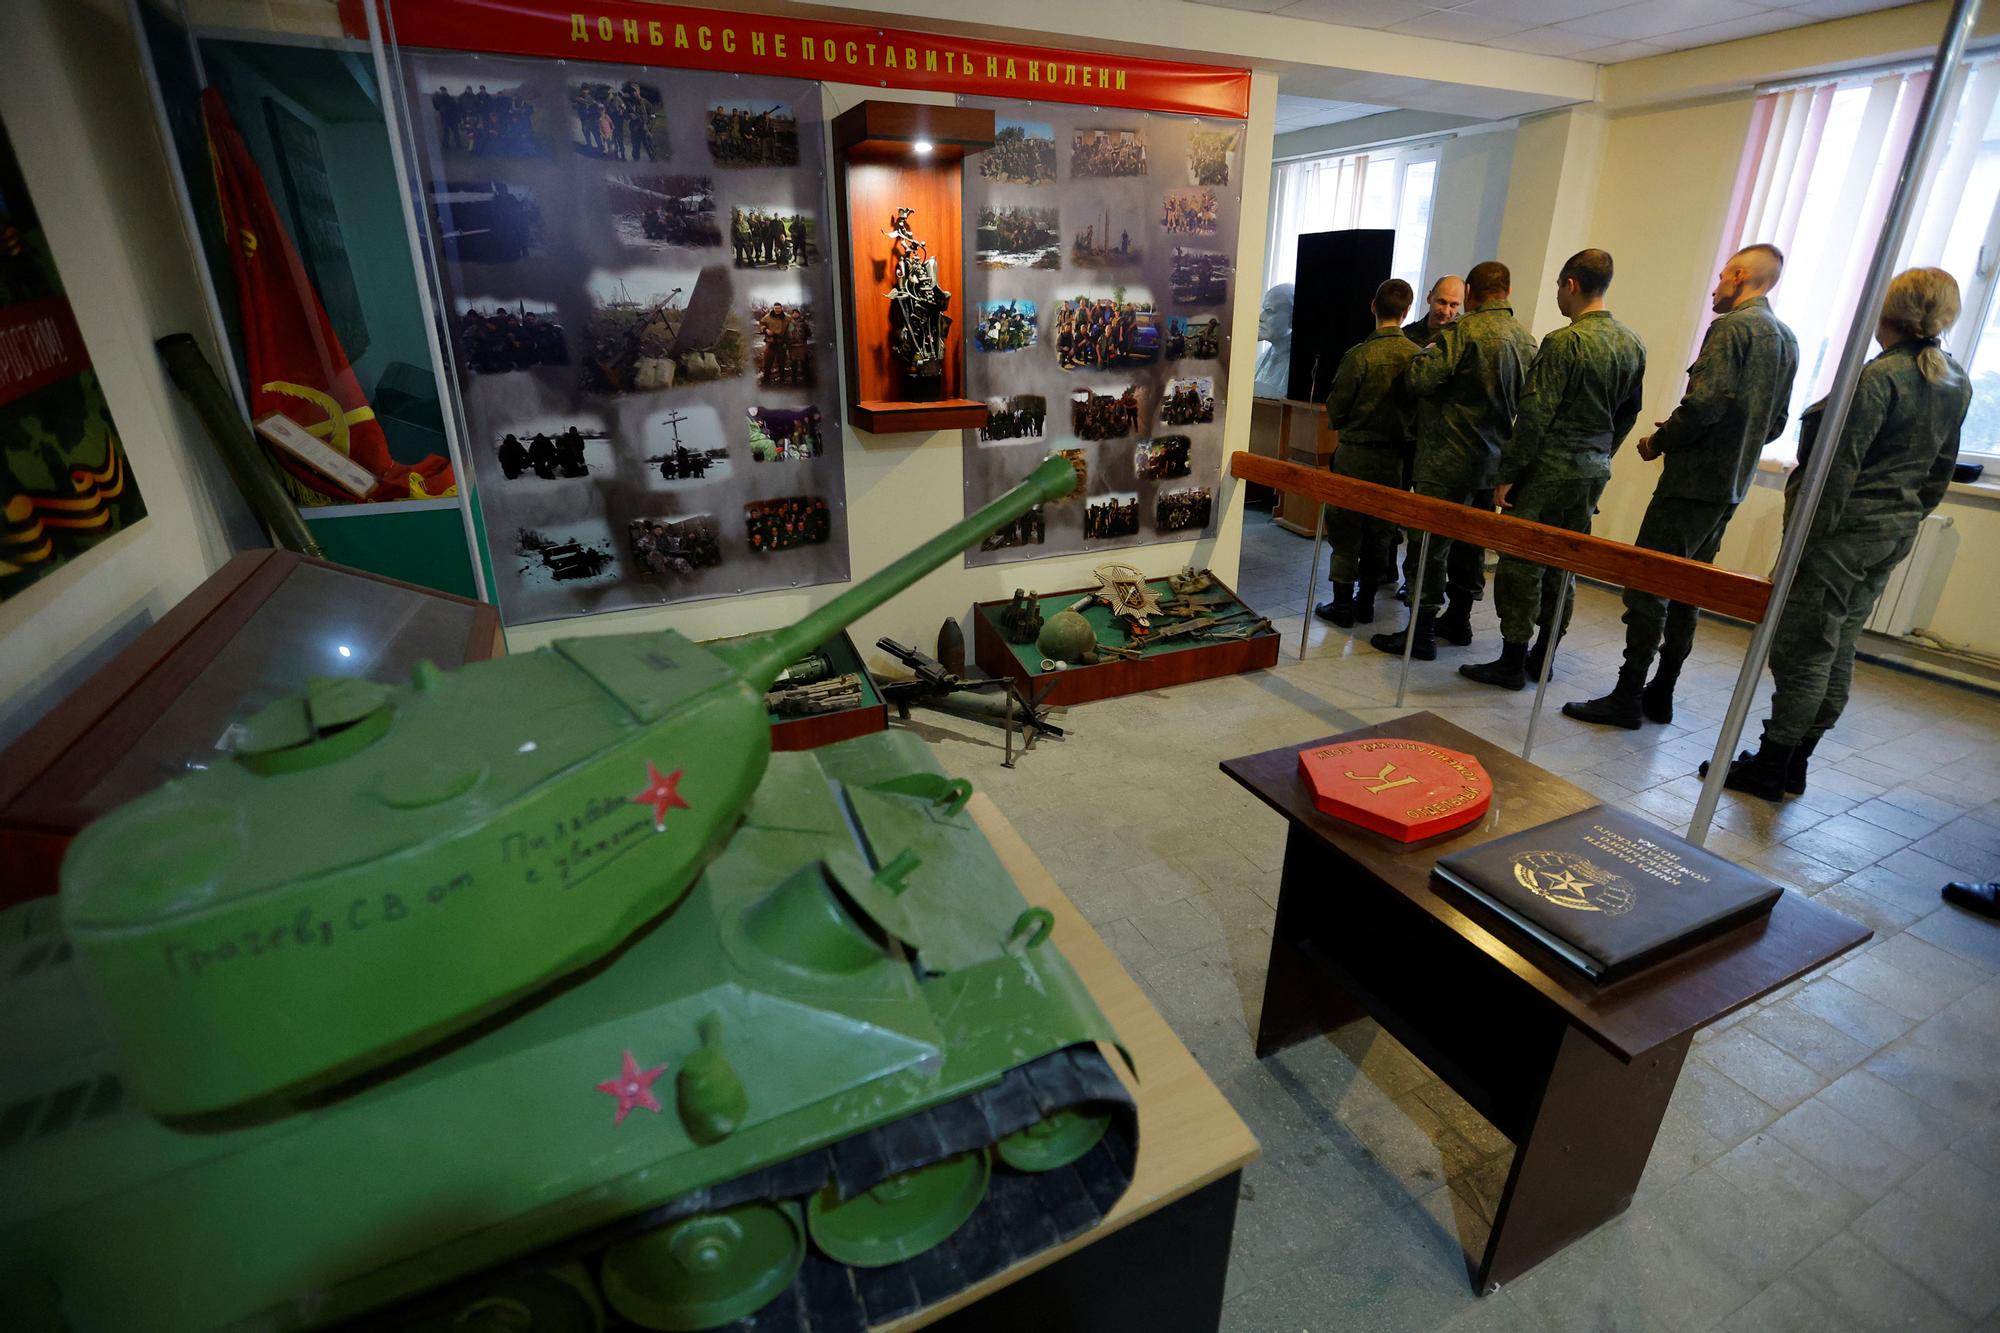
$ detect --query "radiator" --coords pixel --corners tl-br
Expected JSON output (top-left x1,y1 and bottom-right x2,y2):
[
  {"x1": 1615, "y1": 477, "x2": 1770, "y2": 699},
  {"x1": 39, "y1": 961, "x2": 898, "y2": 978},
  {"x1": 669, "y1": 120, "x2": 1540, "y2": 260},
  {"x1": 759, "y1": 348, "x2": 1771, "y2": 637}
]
[{"x1": 1864, "y1": 512, "x2": 1954, "y2": 637}]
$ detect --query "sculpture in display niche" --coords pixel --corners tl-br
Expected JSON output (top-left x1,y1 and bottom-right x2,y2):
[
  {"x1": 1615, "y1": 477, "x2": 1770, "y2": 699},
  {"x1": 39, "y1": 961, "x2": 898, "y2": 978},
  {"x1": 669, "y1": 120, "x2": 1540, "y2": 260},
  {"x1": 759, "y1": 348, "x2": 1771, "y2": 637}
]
[
  {"x1": 10, "y1": 457, "x2": 1139, "y2": 1333},
  {"x1": 884, "y1": 206, "x2": 952, "y2": 396}
]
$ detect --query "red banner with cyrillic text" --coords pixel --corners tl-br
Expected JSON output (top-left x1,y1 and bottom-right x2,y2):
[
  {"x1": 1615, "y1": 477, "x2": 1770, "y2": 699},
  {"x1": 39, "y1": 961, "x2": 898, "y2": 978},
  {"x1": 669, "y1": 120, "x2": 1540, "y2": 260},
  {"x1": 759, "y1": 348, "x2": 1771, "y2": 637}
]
[{"x1": 343, "y1": 0, "x2": 1250, "y2": 120}]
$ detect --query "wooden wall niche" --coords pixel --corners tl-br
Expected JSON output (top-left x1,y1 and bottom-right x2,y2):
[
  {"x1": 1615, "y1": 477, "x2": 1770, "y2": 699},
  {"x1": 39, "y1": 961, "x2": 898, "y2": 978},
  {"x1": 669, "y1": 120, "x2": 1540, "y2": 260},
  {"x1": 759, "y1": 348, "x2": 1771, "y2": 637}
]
[{"x1": 831, "y1": 101, "x2": 994, "y2": 434}]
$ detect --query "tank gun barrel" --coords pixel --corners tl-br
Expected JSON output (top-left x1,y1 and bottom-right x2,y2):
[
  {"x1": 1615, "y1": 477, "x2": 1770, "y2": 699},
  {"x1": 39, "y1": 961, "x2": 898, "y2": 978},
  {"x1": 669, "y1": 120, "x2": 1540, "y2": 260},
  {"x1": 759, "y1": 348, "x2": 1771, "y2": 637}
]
[{"x1": 719, "y1": 455, "x2": 1077, "y2": 690}]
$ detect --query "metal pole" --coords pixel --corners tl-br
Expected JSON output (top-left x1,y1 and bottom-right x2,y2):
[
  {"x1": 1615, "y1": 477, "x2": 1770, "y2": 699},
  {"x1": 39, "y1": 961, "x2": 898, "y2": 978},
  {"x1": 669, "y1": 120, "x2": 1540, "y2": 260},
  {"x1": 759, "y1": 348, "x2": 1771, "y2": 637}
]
[
  {"x1": 1396, "y1": 531, "x2": 1430, "y2": 709},
  {"x1": 1522, "y1": 572, "x2": 1572, "y2": 762},
  {"x1": 1688, "y1": 0, "x2": 1982, "y2": 845},
  {"x1": 1299, "y1": 503, "x2": 1326, "y2": 660}
]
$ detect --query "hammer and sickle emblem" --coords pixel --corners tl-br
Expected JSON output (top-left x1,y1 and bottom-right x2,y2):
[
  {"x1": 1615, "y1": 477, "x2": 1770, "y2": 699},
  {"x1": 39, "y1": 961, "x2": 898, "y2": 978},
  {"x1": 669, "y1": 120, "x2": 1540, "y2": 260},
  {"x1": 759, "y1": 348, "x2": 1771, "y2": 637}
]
[
  {"x1": 1343, "y1": 762, "x2": 1419, "y2": 795},
  {"x1": 262, "y1": 381, "x2": 378, "y2": 457}
]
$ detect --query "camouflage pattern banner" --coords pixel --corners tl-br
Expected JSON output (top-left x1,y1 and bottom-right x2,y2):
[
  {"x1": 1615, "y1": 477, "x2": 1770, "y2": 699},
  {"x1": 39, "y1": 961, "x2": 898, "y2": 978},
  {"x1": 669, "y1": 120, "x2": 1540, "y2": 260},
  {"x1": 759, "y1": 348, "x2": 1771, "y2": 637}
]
[
  {"x1": 399, "y1": 52, "x2": 845, "y2": 625},
  {"x1": 0, "y1": 118, "x2": 146, "y2": 604},
  {"x1": 956, "y1": 99, "x2": 1243, "y2": 567}
]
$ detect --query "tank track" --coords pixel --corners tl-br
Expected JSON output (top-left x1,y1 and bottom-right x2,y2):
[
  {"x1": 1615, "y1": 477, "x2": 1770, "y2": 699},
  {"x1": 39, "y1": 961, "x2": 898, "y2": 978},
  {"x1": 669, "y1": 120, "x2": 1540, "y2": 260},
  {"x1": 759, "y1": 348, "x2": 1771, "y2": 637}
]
[{"x1": 377, "y1": 1044, "x2": 1138, "y2": 1332}]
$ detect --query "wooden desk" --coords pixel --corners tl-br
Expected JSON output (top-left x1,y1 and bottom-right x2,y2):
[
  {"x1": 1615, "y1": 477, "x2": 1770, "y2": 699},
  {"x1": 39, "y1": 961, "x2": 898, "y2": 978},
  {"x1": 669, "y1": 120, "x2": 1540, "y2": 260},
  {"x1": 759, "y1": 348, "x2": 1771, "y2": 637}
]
[
  {"x1": 1221, "y1": 712, "x2": 1870, "y2": 1293},
  {"x1": 887, "y1": 794, "x2": 1260, "y2": 1331}
]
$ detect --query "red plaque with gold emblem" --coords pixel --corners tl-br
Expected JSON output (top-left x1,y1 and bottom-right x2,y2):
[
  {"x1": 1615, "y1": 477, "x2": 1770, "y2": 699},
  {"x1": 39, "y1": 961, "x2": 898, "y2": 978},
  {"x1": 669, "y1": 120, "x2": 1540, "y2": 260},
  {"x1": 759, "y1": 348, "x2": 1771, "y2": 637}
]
[{"x1": 1297, "y1": 737, "x2": 1491, "y2": 842}]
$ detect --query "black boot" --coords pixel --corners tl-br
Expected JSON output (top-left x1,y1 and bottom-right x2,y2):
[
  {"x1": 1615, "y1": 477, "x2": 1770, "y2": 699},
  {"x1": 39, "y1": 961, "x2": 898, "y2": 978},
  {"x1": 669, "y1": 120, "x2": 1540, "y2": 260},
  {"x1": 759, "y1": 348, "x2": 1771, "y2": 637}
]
[
  {"x1": 1354, "y1": 583, "x2": 1378, "y2": 625},
  {"x1": 1314, "y1": 583, "x2": 1356, "y2": 627},
  {"x1": 1369, "y1": 609, "x2": 1436, "y2": 661},
  {"x1": 1698, "y1": 732, "x2": 1794, "y2": 803},
  {"x1": 1561, "y1": 667, "x2": 1647, "y2": 730},
  {"x1": 1786, "y1": 735, "x2": 1818, "y2": 796},
  {"x1": 1524, "y1": 628, "x2": 1560, "y2": 682},
  {"x1": 1460, "y1": 641, "x2": 1528, "y2": 690},
  {"x1": 1435, "y1": 597, "x2": 1474, "y2": 647},
  {"x1": 1641, "y1": 658, "x2": 1682, "y2": 725}
]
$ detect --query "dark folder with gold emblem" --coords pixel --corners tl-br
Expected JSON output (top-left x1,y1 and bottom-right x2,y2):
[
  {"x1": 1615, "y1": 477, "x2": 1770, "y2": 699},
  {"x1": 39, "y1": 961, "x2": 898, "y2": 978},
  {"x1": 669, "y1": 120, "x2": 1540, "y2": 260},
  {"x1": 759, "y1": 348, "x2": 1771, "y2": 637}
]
[{"x1": 1432, "y1": 805, "x2": 1784, "y2": 982}]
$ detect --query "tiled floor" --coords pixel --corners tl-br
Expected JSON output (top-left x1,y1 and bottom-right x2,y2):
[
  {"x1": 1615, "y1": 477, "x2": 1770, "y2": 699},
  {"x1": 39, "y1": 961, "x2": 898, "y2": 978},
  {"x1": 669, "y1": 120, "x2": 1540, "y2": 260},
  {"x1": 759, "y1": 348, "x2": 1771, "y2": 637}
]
[{"x1": 913, "y1": 514, "x2": 2000, "y2": 1332}]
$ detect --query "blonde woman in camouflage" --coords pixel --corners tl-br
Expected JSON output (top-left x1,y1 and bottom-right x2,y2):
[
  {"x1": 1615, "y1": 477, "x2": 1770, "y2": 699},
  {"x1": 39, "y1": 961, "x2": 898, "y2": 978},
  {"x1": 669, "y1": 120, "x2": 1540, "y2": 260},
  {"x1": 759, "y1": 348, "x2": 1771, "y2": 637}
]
[{"x1": 1708, "y1": 267, "x2": 1971, "y2": 801}]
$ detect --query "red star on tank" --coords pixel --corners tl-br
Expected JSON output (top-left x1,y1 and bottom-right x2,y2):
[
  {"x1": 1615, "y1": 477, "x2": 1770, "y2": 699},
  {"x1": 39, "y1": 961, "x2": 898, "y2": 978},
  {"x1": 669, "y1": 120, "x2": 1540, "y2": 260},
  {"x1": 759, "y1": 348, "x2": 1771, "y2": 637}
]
[
  {"x1": 629, "y1": 760, "x2": 689, "y2": 830},
  {"x1": 596, "y1": 1049, "x2": 667, "y2": 1126}
]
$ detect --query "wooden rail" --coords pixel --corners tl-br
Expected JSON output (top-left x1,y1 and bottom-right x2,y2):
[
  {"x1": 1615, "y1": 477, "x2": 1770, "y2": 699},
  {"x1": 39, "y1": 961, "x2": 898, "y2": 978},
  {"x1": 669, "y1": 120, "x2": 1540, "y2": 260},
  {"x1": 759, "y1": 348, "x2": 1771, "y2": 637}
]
[{"x1": 1230, "y1": 452, "x2": 1774, "y2": 624}]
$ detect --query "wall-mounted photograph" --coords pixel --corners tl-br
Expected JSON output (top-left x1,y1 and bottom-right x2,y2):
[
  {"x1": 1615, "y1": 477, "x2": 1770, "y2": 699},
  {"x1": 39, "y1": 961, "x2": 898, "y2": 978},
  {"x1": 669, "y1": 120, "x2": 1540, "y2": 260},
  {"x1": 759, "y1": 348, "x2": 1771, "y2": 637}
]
[
  {"x1": 570, "y1": 79, "x2": 665, "y2": 162},
  {"x1": 748, "y1": 405, "x2": 824, "y2": 461},
  {"x1": 432, "y1": 180, "x2": 542, "y2": 263},
  {"x1": 981, "y1": 119, "x2": 1056, "y2": 185},
  {"x1": 630, "y1": 514, "x2": 723, "y2": 579},
  {"x1": 494, "y1": 420, "x2": 607, "y2": 480},
  {"x1": 581, "y1": 265, "x2": 743, "y2": 393},
  {"x1": 731, "y1": 206, "x2": 816, "y2": 269},
  {"x1": 976, "y1": 205, "x2": 1061, "y2": 269},
  {"x1": 457, "y1": 299, "x2": 567, "y2": 374},
  {"x1": 974, "y1": 300, "x2": 1038, "y2": 352},
  {"x1": 979, "y1": 393, "x2": 1047, "y2": 442},
  {"x1": 428, "y1": 80, "x2": 543, "y2": 157},
  {"x1": 1057, "y1": 294, "x2": 1161, "y2": 370},
  {"x1": 745, "y1": 495, "x2": 831, "y2": 551},
  {"x1": 1084, "y1": 492, "x2": 1141, "y2": 539},
  {"x1": 1071, "y1": 127, "x2": 1146, "y2": 177},
  {"x1": 608, "y1": 173, "x2": 719, "y2": 250},
  {"x1": 1161, "y1": 187, "x2": 1220, "y2": 237},
  {"x1": 706, "y1": 100, "x2": 799, "y2": 167},
  {"x1": 1156, "y1": 486, "x2": 1214, "y2": 533}
]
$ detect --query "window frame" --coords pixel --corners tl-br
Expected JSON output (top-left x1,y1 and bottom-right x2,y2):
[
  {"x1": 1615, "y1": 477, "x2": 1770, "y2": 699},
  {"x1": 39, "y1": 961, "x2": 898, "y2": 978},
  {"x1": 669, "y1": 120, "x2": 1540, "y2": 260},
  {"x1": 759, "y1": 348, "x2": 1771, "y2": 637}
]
[{"x1": 1265, "y1": 137, "x2": 1444, "y2": 299}]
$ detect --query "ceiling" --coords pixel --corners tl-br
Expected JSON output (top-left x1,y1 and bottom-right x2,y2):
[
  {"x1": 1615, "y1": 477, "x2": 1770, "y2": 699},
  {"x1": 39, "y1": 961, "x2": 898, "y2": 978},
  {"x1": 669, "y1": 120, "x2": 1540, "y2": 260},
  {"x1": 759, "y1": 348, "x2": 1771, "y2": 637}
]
[
  {"x1": 1189, "y1": 0, "x2": 1922, "y2": 65},
  {"x1": 1275, "y1": 94, "x2": 1397, "y2": 130}
]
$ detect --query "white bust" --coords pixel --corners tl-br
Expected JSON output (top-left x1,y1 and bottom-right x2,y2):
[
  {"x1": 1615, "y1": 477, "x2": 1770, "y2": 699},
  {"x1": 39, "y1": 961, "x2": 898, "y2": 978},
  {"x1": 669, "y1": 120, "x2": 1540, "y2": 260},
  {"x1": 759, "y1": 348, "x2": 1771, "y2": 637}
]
[{"x1": 1254, "y1": 282, "x2": 1294, "y2": 399}]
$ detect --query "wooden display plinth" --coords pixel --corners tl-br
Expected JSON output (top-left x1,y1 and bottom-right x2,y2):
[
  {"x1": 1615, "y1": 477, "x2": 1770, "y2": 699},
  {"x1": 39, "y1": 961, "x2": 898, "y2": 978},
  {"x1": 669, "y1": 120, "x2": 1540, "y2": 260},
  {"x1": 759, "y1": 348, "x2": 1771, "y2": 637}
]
[
  {"x1": 1273, "y1": 399, "x2": 1333, "y2": 537},
  {"x1": 972, "y1": 577, "x2": 1278, "y2": 707},
  {"x1": 832, "y1": 101, "x2": 994, "y2": 434}
]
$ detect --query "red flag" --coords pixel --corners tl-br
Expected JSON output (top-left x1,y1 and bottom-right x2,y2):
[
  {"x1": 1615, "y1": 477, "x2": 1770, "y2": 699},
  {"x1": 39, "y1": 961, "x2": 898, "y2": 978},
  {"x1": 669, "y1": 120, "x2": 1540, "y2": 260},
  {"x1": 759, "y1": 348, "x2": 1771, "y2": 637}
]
[{"x1": 201, "y1": 89, "x2": 455, "y2": 503}]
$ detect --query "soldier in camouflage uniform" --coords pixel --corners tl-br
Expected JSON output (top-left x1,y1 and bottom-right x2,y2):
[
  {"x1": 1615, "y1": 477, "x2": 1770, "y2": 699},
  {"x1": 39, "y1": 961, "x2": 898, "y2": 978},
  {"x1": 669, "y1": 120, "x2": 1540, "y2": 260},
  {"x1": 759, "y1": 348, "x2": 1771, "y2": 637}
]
[
  {"x1": 1315, "y1": 279, "x2": 1420, "y2": 628},
  {"x1": 1564, "y1": 244, "x2": 1799, "y2": 729},
  {"x1": 1462, "y1": 250, "x2": 1646, "y2": 690},
  {"x1": 1392, "y1": 272, "x2": 1472, "y2": 588},
  {"x1": 1370, "y1": 261, "x2": 1536, "y2": 660},
  {"x1": 1705, "y1": 268, "x2": 1970, "y2": 800}
]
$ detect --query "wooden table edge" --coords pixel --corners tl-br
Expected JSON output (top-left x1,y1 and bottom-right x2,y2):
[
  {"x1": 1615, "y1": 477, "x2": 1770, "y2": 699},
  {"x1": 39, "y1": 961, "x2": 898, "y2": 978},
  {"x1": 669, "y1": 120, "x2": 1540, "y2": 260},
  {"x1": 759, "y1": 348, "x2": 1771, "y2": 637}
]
[{"x1": 877, "y1": 793, "x2": 1261, "y2": 1331}]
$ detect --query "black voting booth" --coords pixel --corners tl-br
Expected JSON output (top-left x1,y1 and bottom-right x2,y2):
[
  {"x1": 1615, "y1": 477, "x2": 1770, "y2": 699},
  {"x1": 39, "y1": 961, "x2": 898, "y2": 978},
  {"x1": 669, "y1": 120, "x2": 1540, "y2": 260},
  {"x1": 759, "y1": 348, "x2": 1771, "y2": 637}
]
[{"x1": 1287, "y1": 228, "x2": 1396, "y2": 403}]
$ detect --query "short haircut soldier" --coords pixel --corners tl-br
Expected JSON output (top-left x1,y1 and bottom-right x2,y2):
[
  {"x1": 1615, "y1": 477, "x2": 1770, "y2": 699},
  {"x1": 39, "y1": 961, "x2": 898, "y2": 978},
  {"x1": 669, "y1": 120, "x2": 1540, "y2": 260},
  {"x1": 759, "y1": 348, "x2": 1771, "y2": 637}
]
[
  {"x1": 1559, "y1": 248, "x2": 1615, "y2": 297},
  {"x1": 1373, "y1": 278, "x2": 1414, "y2": 322},
  {"x1": 1467, "y1": 261, "x2": 1510, "y2": 300}
]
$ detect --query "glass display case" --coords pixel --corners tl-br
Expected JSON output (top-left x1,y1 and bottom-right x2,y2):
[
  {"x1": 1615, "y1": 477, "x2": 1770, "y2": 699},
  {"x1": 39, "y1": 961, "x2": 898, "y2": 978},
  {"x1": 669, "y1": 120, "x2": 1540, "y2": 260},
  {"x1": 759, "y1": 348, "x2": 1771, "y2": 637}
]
[{"x1": 0, "y1": 550, "x2": 502, "y2": 906}]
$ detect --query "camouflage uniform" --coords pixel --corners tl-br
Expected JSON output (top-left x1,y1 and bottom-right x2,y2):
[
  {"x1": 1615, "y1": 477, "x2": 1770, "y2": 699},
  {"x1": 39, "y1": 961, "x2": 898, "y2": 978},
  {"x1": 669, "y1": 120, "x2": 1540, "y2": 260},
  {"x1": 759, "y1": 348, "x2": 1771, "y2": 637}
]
[
  {"x1": 1403, "y1": 297, "x2": 1537, "y2": 610},
  {"x1": 1402, "y1": 314, "x2": 1446, "y2": 348},
  {"x1": 1323, "y1": 328, "x2": 1419, "y2": 584},
  {"x1": 1763, "y1": 343, "x2": 1968, "y2": 745},
  {"x1": 1622, "y1": 295, "x2": 1798, "y2": 675},
  {"x1": 1491, "y1": 311, "x2": 1648, "y2": 644}
]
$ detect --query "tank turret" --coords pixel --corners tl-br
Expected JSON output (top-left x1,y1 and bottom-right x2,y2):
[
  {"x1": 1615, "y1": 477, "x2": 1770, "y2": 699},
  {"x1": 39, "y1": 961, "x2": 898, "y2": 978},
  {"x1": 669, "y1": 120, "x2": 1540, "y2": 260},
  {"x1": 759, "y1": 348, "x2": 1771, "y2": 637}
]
[{"x1": 59, "y1": 455, "x2": 1081, "y2": 1118}]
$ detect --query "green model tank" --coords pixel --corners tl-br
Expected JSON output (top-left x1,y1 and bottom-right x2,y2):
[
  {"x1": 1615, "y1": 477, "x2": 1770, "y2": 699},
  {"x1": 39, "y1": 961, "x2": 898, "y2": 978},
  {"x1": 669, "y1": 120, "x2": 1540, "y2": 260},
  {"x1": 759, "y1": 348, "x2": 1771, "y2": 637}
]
[{"x1": 1, "y1": 455, "x2": 1138, "y2": 1332}]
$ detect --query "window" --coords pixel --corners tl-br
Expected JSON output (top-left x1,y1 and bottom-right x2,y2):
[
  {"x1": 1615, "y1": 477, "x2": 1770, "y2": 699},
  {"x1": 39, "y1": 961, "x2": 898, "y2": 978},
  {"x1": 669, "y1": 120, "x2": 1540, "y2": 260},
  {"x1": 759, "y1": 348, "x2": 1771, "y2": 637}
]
[
  {"x1": 1265, "y1": 142, "x2": 1440, "y2": 305},
  {"x1": 1717, "y1": 59, "x2": 2000, "y2": 461}
]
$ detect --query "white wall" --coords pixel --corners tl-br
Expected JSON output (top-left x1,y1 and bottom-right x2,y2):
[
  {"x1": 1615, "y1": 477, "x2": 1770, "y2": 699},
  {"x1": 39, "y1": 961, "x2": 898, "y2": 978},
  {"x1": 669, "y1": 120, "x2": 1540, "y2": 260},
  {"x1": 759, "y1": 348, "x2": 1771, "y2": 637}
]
[
  {"x1": 508, "y1": 72, "x2": 1279, "y2": 663},
  {"x1": 1426, "y1": 127, "x2": 1515, "y2": 282},
  {"x1": 0, "y1": 0, "x2": 258, "y2": 749}
]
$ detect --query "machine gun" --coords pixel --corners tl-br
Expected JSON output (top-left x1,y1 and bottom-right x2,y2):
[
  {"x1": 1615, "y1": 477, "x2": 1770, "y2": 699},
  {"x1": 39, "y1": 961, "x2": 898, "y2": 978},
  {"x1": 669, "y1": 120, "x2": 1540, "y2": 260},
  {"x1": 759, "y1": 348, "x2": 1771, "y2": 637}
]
[{"x1": 875, "y1": 636, "x2": 1063, "y2": 766}]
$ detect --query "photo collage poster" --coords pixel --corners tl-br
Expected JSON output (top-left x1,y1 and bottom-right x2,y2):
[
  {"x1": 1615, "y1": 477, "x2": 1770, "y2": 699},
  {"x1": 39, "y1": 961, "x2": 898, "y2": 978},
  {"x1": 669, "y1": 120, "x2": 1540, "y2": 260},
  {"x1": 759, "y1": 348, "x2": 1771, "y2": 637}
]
[
  {"x1": 957, "y1": 98, "x2": 1244, "y2": 567},
  {"x1": 401, "y1": 55, "x2": 845, "y2": 625}
]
